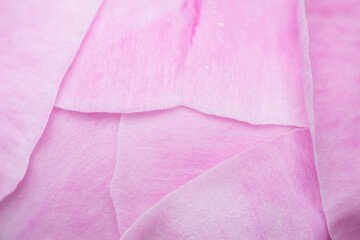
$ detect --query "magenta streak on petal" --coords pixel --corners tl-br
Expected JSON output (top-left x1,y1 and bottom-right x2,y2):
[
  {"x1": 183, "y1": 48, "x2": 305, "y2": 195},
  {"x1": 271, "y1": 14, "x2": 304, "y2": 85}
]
[
  {"x1": 110, "y1": 106, "x2": 296, "y2": 234},
  {"x1": 55, "y1": 0, "x2": 308, "y2": 127},
  {"x1": 119, "y1": 129, "x2": 330, "y2": 240},
  {"x1": 0, "y1": 108, "x2": 120, "y2": 240},
  {"x1": 186, "y1": 0, "x2": 202, "y2": 44}
]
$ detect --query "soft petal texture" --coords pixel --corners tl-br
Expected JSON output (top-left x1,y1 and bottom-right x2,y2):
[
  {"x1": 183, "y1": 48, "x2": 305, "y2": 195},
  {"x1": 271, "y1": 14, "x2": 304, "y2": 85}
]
[
  {"x1": 120, "y1": 129, "x2": 329, "y2": 240},
  {"x1": 298, "y1": 0, "x2": 316, "y2": 136},
  {"x1": 55, "y1": 0, "x2": 308, "y2": 127},
  {"x1": 0, "y1": 0, "x2": 102, "y2": 200},
  {"x1": 111, "y1": 107, "x2": 296, "y2": 234},
  {"x1": 307, "y1": 0, "x2": 360, "y2": 238},
  {"x1": 0, "y1": 108, "x2": 120, "y2": 240}
]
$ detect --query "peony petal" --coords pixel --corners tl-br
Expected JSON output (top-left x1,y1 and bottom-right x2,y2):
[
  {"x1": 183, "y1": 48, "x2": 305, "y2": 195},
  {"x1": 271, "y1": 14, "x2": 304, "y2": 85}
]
[
  {"x1": 55, "y1": 0, "x2": 308, "y2": 127},
  {"x1": 0, "y1": 108, "x2": 120, "y2": 239},
  {"x1": 120, "y1": 129, "x2": 329, "y2": 240},
  {"x1": 0, "y1": 0, "x2": 102, "y2": 200},
  {"x1": 111, "y1": 106, "x2": 296, "y2": 234},
  {"x1": 307, "y1": 0, "x2": 360, "y2": 238}
]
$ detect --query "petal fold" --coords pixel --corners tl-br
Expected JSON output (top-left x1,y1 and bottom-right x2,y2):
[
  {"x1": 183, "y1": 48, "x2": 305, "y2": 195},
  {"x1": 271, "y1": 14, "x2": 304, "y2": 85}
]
[
  {"x1": 111, "y1": 106, "x2": 296, "y2": 234},
  {"x1": 120, "y1": 129, "x2": 329, "y2": 240}
]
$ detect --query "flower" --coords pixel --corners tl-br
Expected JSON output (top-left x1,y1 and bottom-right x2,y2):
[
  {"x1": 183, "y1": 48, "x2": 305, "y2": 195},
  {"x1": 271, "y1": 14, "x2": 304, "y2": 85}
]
[{"x1": 1, "y1": 0, "x2": 359, "y2": 239}]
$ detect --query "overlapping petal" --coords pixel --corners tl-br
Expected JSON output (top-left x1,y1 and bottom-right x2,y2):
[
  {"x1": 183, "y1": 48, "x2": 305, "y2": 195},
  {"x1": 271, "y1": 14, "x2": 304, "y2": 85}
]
[
  {"x1": 0, "y1": 0, "x2": 102, "y2": 200},
  {"x1": 0, "y1": 108, "x2": 120, "y2": 239},
  {"x1": 111, "y1": 107, "x2": 295, "y2": 234},
  {"x1": 55, "y1": 0, "x2": 308, "y2": 127},
  {"x1": 307, "y1": 0, "x2": 360, "y2": 238},
  {"x1": 120, "y1": 129, "x2": 330, "y2": 240},
  {"x1": 0, "y1": 0, "x2": 358, "y2": 239}
]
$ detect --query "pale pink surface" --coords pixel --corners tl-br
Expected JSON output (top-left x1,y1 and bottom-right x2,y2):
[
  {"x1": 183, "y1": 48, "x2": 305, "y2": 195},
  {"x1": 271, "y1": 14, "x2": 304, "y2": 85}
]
[
  {"x1": 1, "y1": 0, "x2": 357, "y2": 238},
  {"x1": 307, "y1": 0, "x2": 360, "y2": 238},
  {"x1": 120, "y1": 129, "x2": 329, "y2": 240},
  {"x1": 0, "y1": 108, "x2": 120, "y2": 239},
  {"x1": 111, "y1": 107, "x2": 295, "y2": 234},
  {"x1": 0, "y1": 0, "x2": 101, "y2": 200},
  {"x1": 55, "y1": 0, "x2": 308, "y2": 127}
]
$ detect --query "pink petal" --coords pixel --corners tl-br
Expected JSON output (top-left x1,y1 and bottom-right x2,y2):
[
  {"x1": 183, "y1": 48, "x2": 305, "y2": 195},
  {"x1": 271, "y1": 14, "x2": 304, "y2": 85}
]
[
  {"x1": 120, "y1": 129, "x2": 329, "y2": 240},
  {"x1": 307, "y1": 0, "x2": 360, "y2": 238},
  {"x1": 0, "y1": 108, "x2": 120, "y2": 239},
  {"x1": 0, "y1": 0, "x2": 102, "y2": 200},
  {"x1": 111, "y1": 107, "x2": 296, "y2": 234},
  {"x1": 55, "y1": 0, "x2": 308, "y2": 127}
]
